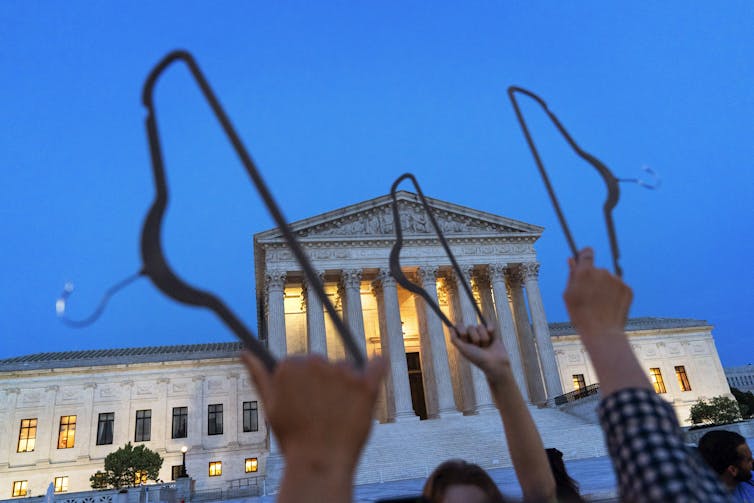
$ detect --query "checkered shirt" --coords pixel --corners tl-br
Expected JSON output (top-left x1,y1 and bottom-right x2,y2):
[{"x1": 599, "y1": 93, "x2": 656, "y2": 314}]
[{"x1": 598, "y1": 387, "x2": 733, "y2": 502}]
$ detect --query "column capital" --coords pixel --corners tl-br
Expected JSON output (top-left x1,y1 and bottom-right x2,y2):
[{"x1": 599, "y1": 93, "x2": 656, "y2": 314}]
[
  {"x1": 265, "y1": 270, "x2": 287, "y2": 291},
  {"x1": 416, "y1": 266, "x2": 440, "y2": 286},
  {"x1": 84, "y1": 383, "x2": 98, "y2": 389},
  {"x1": 6, "y1": 387, "x2": 20, "y2": 395},
  {"x1": 521, "y1": 262, "x2": 541, "y2": 280},
  {"x1": 488, "y1": 263, "x2": 511, "y2": 282},
  {"x1": 340, "y1": 269, "x2": 363, "y2": 290},
  {"x1": 505, "y1": 264, "x2": 525, "y2": 287},
  {"x1": 46, "y1": 385, "x2": 59, "y2": 393},
  {"x1": 157, "y1": 378, "x2": 170, "y2": 385},
  {"x1": 371, "y1": 270, "x2": 396, "y2": 292}
]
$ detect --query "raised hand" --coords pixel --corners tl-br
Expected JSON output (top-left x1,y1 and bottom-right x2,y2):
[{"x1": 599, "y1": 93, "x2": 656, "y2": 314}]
[{"x1": 241, "y1": 351, "x2": 387, "y2": 503}]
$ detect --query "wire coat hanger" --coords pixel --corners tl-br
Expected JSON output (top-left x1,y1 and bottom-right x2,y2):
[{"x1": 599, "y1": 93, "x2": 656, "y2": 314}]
[
  {"x1": 507, "y1": 86, "x2": 624, "y2": 276},
  {"x1": 388, "y1": 173, "x2": 487, "y2": 333},
  {"x1": 58, "y1": 50, "x2": 366, "y2": 372}
]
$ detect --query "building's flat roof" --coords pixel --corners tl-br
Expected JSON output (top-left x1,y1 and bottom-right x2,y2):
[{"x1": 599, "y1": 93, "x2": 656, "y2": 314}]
[
  {"x1": 0, "y1": 342, "x2": 243, "y2": 372},
  {"x1": 0, "y1": 317, "x2": 709, "y2": 372},
  {"x1": 548, "y1": 317, "x2": 709, "y2": 336}
]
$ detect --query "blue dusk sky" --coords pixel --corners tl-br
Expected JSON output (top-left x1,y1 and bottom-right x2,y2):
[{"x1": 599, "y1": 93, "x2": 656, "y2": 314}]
[{"x1": 1, "y1": 2, "x2": 752, "y2": 367}]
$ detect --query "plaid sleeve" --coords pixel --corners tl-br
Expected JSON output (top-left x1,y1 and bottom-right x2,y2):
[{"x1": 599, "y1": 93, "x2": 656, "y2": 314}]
[{"x1": 598, "y1": 387, "x2": 733, "y2": 502}]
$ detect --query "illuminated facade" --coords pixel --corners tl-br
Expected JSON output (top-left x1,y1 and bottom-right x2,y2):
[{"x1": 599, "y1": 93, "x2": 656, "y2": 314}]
[{"x1": 0, "y1": 192, "x2": 732, "y2": 496}]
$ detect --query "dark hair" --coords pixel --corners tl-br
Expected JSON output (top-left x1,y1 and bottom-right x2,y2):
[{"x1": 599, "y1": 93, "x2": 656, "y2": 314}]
[
  {"x1": 545, "y1": 448, "x2": 585, "y2": 503},
  {"x1": 698, "y1": 430, "x2": 747, "y2": 474},
  {"x1": 422, "y1": 459, "x2": 506, "y2": 503}
]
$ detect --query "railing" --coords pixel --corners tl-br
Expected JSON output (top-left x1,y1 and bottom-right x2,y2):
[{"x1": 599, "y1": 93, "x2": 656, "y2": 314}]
[
  {"x1": 188, "y1": 476, "x2": 263, "y2": 501},
  {"x1": 554, "y1": 383, "x2": 600, "y2": 406}
]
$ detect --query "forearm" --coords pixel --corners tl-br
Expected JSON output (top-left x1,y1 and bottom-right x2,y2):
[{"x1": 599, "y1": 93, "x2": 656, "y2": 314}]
[
  {"x1": 489, "y1": 368, "x2": 556, "y2": 503},
  {"x1": 277, "y1": 458, "x2": 354, "y2": 503},
  {"x1": 579, "y1": 329, "x2": 651, "y2": 396}
]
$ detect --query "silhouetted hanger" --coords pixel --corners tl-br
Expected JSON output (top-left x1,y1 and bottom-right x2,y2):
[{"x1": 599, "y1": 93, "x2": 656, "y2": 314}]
[
  {"x1": 507, "y1": 86, "x2": 659, "y2": 277},
  {"x1": 57, "y1": 50, "x2": 366, "y2": 372},
  {"x1": 388, "y1": 174, "x2": 487, "y2": 333}
]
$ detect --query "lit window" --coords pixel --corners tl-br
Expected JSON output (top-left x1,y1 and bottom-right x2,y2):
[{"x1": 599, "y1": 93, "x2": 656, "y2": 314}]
[
  {"x1": 12, "y1": 481, "x2": 27, "y2": 497},
  {"x1": 172, "y1": 407, "x2": 188, "y2": 439},
  {"x1": 209, "y1": 461, "x2": 222, "y2": 477},
  {"x1": 53, "y1": 477, "x2": 68, "y2": 493},
  {"x1": 57, "y1": 416, "x2": 76, "y2": 449},
  {"x1": 208, "y1": 404, "x2": 223, "y2": 436},
  {"x1": 245, "y1": 458, "x2": 258, "y2": 473},
  {"x1": 17, "y1": 419, "x2": 37, "y2": 453},
  {"x1": 650, "y1": 368, "x2": 667, "y2": 394},
  {"x1": 572, "y1": 374, "x2": 586, "y2": 391},
  {"x1": 243, "y1": 401, "x2": 258, "y2": 432},
  {"x1": 96, "y1": 412, "x2": 114, "y2": 445},
  {"x1": 675, "y1": 366, "x2": 692, "y2": 391},
  {"x1": 135, "y1": 410, "x2": 151, "y2": 442}
]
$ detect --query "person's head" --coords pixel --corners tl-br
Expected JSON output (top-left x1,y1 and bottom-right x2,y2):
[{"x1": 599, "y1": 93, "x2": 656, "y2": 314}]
[
  {"x1": 422, "y1": 459, "x2": 505, "y2": 503},
  {"x1": 545, "y1": 448, "x2": 584, "y2": 503},
  {"x1": 698, "y1": 430, "x2": 753, "y2": 487}
]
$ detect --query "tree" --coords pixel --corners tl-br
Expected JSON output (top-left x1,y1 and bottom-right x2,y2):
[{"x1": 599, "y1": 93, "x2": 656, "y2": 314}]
[
  {"x1": 90, "y1": 442, "x2": 163, "y2": 489},
  {"x1": 689, "y1": 395, "x2": 743, "y2": 425},
  {"x1": 730, "y1": 387, "x2": 754, "y2": 418}
]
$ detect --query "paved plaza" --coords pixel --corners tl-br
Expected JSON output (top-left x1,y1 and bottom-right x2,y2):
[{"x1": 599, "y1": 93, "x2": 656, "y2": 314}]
[{"x1": 239, "y1": 453, "x2": 619, "y2": 502}]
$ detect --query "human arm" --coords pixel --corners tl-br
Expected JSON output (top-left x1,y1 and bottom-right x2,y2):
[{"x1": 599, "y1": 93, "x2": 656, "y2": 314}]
[
  {"x1": 563, "y1": 248, "x2": 731, "y2": 502},
  {"x1": 242, "y1": 351, "x2": 387, "y2": 503},
  {"x1": 451, "y1": 325, "x2": 556, "y2": 503},
  {"x1": 561, "y1": 247, "x2": 649, "y2": 396}
]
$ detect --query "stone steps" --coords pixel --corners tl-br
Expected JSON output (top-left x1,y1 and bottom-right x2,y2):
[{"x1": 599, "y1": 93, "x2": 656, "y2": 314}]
[{"x1": 354, "y1": 405, "x2": 607, "y2": 485}]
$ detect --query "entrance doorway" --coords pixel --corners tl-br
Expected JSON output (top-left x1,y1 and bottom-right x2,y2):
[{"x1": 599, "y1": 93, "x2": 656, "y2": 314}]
[{"x1": 406, "y1": 352, "x2": 428, "y2": 420}]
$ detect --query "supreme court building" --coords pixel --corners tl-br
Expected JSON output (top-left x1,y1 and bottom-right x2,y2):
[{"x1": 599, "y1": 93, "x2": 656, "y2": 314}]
[{"x1": 0, "y1": 191, "x2": 732, "y2": 496}]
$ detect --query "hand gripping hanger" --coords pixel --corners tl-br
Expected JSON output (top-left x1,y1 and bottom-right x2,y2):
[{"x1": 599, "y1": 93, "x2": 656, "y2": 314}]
[
  {"x1": 507, "y1": 86, "x2": 659, "y2": 277},
  {"x1": 388, "y1": 174, "x2": 487, "y2": 333},
  {"x1": 57, "y1": 50, "x2": 365, "y2": 372}
]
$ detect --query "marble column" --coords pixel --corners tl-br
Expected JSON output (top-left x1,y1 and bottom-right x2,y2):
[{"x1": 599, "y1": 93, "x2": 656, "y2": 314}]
[
  {"x1": 340, "y1": 269, "x2": 368, "y2": 359},
  {"x1": 265, "y1": 271, "x2": 288, "y2": 359},
  {"x1": 154, "y1": 379, "x2": 169, "y2": 453},
  {"x1": 506, "y1": 267, "x2": 547, "y2": 405},
  {"x1": 442, "y1": 277, "x2": 475, "y2": 414},
  {"x1": 372, "y1": 271, "x2": 417, "y2": 421},
  {"x1": 302, "y1": 272, "x2": 328, "y2": 357},
  {"x1": 521, "y1": 262, "x2": 563, "y2": 400},
  {"x1": 416, "y1": 267, "x2": 459, "y2": 417},
  {"x1": 488, "y1": 264, "x2": 529, "y2": 401},
  {"x1": 453, "y1": 266, "x2": 495, "y2": 412}
]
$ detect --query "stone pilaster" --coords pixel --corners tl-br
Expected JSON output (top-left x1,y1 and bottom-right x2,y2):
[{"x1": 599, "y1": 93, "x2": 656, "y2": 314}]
[
  {"x1": 488, "y1": 264, "x2": 528, "y2": 401},
  {"x1": 0, "y1": 389, "x2": 20, "y2": 466},
  {"x1": 521, "y1": 262, "x2": 563, "y2": 400},
  {"x1": 77, "y1": 383, "x2": 97, "y2": 459},
  {"x1": 340, "y1": 269, "x2": 368, "y2": 359},
  {"x1": 265, "y1": 271, "x2": 288, "y2": 359},
  {"x1": 189, "y1": 376, "x2": 204, "y2": 450},
  {"x1": 302, "y1": 272, "x2": 328, "y2": 356},
  {"x1": 453, "y1": 266, "x2": 495, "y2": 412},
  {"x1": 43, "y1": 385, "x2": 59, "y2": 460},
  {"x1": 372, "y1": 271, "x2": 417, "y2": 421},
  {"x1": 227, "y1": 373, "x2": 239, "y2": 447},
  {"x1": 506, "y1": 267, "x2": 547, "y2": 404},
  {"x1": 416, "y1": 267, "x2": 459, "y2": 417}
]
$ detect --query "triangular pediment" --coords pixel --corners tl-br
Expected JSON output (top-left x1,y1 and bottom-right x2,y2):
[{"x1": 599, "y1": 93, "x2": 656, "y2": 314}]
[{"x1": 255, "y1": 191, "x2": 542, "y2": 243}]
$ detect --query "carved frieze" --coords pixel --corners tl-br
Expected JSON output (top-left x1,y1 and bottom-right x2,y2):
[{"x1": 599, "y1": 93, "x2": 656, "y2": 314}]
[{"x1": 294, "y1": 202, "x2": 526, "y2": 239}]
